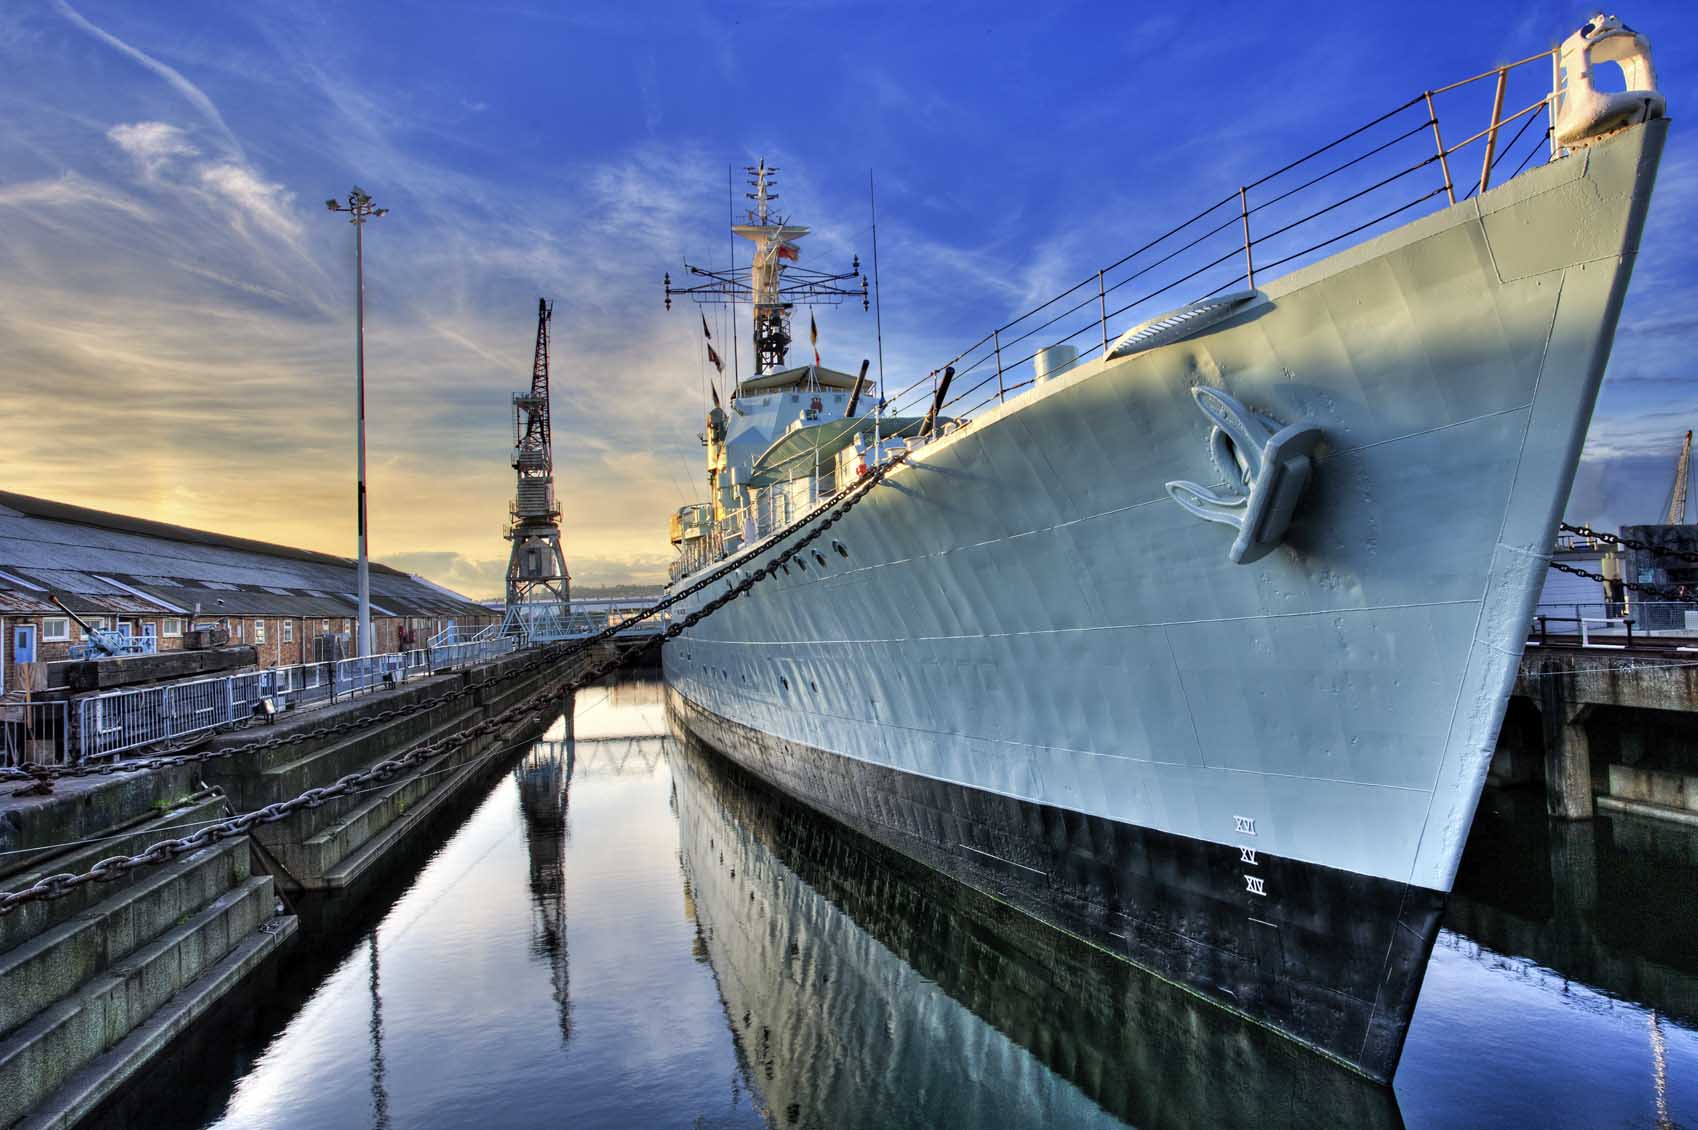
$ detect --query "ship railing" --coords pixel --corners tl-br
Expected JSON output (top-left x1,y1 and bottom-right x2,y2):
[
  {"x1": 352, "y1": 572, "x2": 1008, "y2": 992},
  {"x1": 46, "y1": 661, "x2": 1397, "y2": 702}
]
[{"x1": 862, "y1": 47, "x2": 1564, "y2": 436}]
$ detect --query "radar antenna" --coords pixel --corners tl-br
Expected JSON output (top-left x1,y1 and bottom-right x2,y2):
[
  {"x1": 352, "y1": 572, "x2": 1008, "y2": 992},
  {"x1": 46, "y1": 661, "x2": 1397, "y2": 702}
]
[{"x1": 665, "y1": 159, "x2": 868, "y2": 377}]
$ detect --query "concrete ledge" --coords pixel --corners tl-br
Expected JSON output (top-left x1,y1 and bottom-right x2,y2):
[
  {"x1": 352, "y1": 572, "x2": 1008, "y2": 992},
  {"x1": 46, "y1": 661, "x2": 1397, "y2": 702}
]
[
  {"x1": 0, "y1": 875, "x2": 275, "y2": 1126},
  {"x1": 12, "y1": 913, "x2": 297, "y2": 1130},
  {"x1": 0, "y1": 767, "x2": 204, "y2": 878},
  {"x1": 0, "y1": 837, "x2": 249, "y2": 1037},
  {"x1": 1597, "y1": 794, "x2": 1698, "y2": 828},
  {"x1": 0, "y1": 792, "x2": 228, "y2": 954}
]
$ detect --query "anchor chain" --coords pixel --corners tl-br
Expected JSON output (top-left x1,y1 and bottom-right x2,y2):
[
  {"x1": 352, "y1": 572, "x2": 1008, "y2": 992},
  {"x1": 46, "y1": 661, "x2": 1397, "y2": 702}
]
[
  {"x1": 0, "y1": 454, "x2": 904, "y2": 914},
  {"x1": 1, "y1": 454, "x2": 906, "y2": 787},
  {"x1": 1547, "y1": 559, "x2": 1689, "y2": 602},
  {"x1": 1558, "y1": 522, "x2": 1698, "y2": 564}
]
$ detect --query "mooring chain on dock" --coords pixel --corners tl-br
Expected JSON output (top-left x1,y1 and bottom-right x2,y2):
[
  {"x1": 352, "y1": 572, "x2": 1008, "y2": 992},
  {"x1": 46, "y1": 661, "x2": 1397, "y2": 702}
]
[
  {"x1": 1559, "y1": 522, "x2": 1698, "y2": 564},
  {"x1": 0, "y1": 455, "x2": 906, "y2": 789},
  {"x1": 0, "y1": 454, "x2": 904, "y2": 914},
  {"x1": 1547, "y1": 559, "x2": 1690, "y2": 602}
]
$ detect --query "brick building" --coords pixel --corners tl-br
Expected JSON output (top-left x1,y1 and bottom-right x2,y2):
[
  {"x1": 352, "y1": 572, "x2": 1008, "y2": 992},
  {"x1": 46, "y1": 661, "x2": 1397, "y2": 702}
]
[{"x1": 0, "y1": 492, "x2": 497, "y2": 698}]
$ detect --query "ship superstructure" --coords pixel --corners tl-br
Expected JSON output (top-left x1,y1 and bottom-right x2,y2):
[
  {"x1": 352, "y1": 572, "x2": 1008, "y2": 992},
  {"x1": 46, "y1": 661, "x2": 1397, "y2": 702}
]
[{"x1": 657, "y1": 15, "x2": 1667, "y2": 1081}]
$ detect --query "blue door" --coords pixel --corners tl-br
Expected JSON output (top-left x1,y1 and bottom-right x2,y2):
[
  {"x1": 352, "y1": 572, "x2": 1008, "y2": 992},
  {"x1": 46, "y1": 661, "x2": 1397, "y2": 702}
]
[{"x1": 13, "y1": 623, "x2": 37, "y2": 664}]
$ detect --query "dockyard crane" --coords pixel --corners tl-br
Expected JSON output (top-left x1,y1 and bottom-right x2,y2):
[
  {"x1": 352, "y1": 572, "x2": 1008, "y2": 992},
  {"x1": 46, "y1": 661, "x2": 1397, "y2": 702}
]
[{"x1": 1664, "y1": 429, "x2": 1693, "y2": 525}]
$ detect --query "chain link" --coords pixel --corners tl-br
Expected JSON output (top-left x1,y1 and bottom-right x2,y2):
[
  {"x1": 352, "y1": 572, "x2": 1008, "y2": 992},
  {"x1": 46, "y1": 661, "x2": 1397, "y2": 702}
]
[
  {"x1": 1559, "y1": 522, "x2": 1698, "y2": 564},
  {"x1": 1547, "y1": 559, "x2": 1689, "y2": 602},
  {"x1": 0, "y1": 454, "x2": 905, "y2": 914}
]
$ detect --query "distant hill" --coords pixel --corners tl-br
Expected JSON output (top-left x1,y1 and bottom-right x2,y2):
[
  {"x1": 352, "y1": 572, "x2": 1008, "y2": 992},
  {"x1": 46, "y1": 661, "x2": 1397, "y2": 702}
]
[{"x1": 572, "y1": 584, "x2": 666, "y2": 599}]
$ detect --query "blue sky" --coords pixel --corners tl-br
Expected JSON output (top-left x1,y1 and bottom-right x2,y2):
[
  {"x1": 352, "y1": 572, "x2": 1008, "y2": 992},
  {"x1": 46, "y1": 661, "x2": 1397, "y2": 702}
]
[{"x1": 1, "y1": 1, "x2": 1694, "y2": 595}]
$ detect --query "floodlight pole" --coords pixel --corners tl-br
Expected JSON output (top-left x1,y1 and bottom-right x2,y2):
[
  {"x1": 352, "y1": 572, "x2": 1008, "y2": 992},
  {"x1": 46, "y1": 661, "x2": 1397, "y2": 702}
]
[{"x1": 326, "y1": 187, "x2": 388, "y2": 657}]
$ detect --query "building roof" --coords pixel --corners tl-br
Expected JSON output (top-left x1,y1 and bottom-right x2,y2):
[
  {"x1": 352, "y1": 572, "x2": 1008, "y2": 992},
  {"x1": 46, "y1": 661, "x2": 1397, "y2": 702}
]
[{"x1": 0, "y1": 492, "x2": 490, "y2": 621}]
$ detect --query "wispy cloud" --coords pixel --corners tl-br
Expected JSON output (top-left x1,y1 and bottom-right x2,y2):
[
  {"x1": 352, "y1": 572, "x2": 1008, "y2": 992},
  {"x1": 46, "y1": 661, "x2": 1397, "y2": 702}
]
[
  {"x1": 53, "y1": 0, "x2": 242, "y2": 156},
  {"x1": 0, "y1": 170, "x2": 150, "y2": 219}
]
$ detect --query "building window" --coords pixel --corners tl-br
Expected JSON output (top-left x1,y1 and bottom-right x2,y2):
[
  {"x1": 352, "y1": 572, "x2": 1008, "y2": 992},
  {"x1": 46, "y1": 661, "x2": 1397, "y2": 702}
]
[
  {"x1": 162, "y1": 618, "x2": 183, "y2": 637},
  {"x1": 42, "y1": 617, "x2": 70, "y2": 642},
  {"x1": 322, "y1": 620, "x2": 330, "y2": 632},
  {"x1": 283, "y1": 620, "x2": 294, "y2": 643},
  {"x1": 85, "y1": 617, "x2": 109, "y2": 634},
  {"x1": 233, "y1": 620, "x2": 243, "y2": 641},
  {"x1": 254, "y1": 620, "x2": 266, "y2": 644}
]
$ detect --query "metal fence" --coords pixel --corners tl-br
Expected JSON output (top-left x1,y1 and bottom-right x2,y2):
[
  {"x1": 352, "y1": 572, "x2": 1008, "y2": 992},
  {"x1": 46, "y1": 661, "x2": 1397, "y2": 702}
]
[
  {"x1": 2, "y1": 701, "x2": 70, "y2": 768},
  {"x1": 1534, "y1": 602, "x2": 1698, "y2": 634},
  {"x1": 75, "y1": 636, "x2": 520, "y2": 763}
]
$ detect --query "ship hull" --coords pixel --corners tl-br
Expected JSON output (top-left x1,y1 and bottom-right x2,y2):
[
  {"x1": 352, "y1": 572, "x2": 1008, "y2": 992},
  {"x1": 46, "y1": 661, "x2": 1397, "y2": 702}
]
[
  {"x1": 667, "y1": 707, "x2": 1407, "y2": 1127},
  {"x1": 670, "y1": 687, "x2": 1441, "y2": 1081},
  {"x1": 662, "y1": 119, "x2": 1666, "y2": 1079}
]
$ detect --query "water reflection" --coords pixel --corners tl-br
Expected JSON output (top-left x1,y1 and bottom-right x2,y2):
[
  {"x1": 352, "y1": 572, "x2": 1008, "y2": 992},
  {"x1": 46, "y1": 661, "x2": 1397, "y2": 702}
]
[
  {"x1": 666, "y1": 703, "x2": 1403, "y2": 1130},
  {"x1": 515, "y1": 717, "x2": 574, "y2": 1043},
  {"x1": 72, "y1": 677, "x2": 1698, "y2": 1130},
  {"x1": 1446, "y1": 787, "x2": 1698, "y2": 1026},
  {"x1": 1395, "y1": 786, "x2": 1698, "y2": 1127}
]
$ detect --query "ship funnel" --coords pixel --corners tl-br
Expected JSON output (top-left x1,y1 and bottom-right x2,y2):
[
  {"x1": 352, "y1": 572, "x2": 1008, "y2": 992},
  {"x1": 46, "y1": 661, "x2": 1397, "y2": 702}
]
[{"x1": 1554, "y1": 14, "x2": 1664, "y2": 149}]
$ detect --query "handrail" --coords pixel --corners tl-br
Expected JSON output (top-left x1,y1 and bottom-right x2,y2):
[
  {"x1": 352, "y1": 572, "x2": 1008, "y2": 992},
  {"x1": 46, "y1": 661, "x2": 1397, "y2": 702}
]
[
  {"x1": 721, "y1": 44, "x2": 1571, "y2": 567},
  {"x1": 866, "y1": 46, "x2": 1563, "y2": 432}
]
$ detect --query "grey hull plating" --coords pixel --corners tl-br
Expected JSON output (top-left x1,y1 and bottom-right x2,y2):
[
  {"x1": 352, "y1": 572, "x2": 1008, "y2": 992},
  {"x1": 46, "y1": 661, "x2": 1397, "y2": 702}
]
[{"x1": 662, "y1": 120, "x2": 1666, "y2": 1073}]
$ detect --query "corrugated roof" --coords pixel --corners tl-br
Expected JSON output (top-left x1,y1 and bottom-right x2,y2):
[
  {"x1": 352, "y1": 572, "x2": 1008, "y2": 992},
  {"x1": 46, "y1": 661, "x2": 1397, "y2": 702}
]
[
  {"x1": 0, "y1": 492, "x2": 491, "y2": 620},
  {"x1": 0, "y1": 492, "x2": 411, "y2": 575}
]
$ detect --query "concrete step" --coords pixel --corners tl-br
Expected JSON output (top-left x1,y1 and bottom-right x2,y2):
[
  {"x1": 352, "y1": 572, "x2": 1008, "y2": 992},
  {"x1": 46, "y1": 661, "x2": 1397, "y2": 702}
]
[
  {"x1": 274, "y1": 723, "x2": 507, "y2": 886},
  {"x1": 0, "y1": 791, "x2": 230, "y2": 956},
  {"x1": 230, "y1": 698, "x2": 483, "y2": 807},
  {"x1": 318, "y1": 714, "x2": 550, "y2": 890},
  {"x1": 0, "y1": 873, "x2": 277, "y2": 1128},
  {"x1": 247, "y1": 704, "x2": 486, "y2": 851},
  {"x1": 239, "y1": 671, "x2": 471, "y2": 773},
  {"x1": 0, "y1": 836, "x2": 250, "y2": 1039},
  {"x1": 13, "y1": 912, "x2": 297, "y2": 1130}
]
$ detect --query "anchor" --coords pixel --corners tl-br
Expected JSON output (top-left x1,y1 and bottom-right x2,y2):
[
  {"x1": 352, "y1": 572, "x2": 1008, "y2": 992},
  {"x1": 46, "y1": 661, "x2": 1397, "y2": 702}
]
[{"x1": 1165, "y1": 387, "x2": 1323, "y2": 564}]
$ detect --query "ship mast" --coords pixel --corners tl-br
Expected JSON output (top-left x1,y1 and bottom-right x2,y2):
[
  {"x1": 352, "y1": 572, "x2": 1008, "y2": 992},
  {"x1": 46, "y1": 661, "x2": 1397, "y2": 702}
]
[{"x1": 665, "y1": 159, "x2": 868, "y2": 379}]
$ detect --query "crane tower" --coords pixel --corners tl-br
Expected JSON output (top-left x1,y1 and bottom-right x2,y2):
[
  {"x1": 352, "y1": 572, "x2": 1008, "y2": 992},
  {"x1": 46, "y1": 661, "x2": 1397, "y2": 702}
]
[
  {"x1": 505, "y1": 298, "x2": 570, "y2": 624},
  {"x1": 1664, "y1": 429, "x2": 1693, "y2": 525}
]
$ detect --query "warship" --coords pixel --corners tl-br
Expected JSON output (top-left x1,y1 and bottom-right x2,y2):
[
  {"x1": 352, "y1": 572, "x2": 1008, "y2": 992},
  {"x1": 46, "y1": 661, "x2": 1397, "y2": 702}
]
[{"x1": 658, "y1": 15, "x2": 1667, "y2": 1080}]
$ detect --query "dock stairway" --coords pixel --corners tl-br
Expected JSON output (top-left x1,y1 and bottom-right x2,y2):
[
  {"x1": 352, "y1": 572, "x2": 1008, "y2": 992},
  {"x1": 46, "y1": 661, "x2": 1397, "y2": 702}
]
[{"x1": 0, "y1": 782, "x2": 296, "y2": 1129}]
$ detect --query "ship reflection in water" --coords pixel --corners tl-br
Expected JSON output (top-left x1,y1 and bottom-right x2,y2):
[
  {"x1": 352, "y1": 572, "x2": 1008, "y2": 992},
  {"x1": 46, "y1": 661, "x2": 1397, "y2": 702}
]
[
  {"x1": 669, "y1": 704, "x2": 1400, "y2": 1129},
  {"x1": 85, "y1": 675, "x2": 1698, "y2": 1129}
]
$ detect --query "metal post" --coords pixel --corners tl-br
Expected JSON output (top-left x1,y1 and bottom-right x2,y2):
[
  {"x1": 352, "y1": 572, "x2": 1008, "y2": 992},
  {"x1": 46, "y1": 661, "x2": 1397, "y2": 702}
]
[
  {"x1": 1238, "y1": 187, "x2": 1254, "y2": 288},
  {"x1": 1097, "y1": 270, "x2": 1109, "y2": 356},
  {"x1": 1478, "y1": 67, "x2": 1509, "y2": 194},
  {"x1": 353, "y1": 217, "x2": 372, "y2": 658},
  {"x1": 1425, "y1": 91, "x2": 1456, "y2": 205},
  {"x1": 326, "y1": 188, "x2": 387, "y2": 658},
  {"x1": 992, "y1": 329, "x2": 1005, "y2": 403}
]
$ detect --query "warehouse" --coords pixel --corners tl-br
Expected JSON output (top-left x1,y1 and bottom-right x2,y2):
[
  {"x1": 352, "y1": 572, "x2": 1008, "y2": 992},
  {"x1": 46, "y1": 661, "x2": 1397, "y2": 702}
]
[{"x1": 0, "y1": 491, "x2": 497, "y2": 697}]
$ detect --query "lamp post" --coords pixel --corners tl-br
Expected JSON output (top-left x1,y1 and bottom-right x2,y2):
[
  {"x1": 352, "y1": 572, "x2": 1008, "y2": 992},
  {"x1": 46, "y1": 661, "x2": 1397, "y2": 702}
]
[{"x1": 326, "y1": 187, "x2": 388, "y2": 658}]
